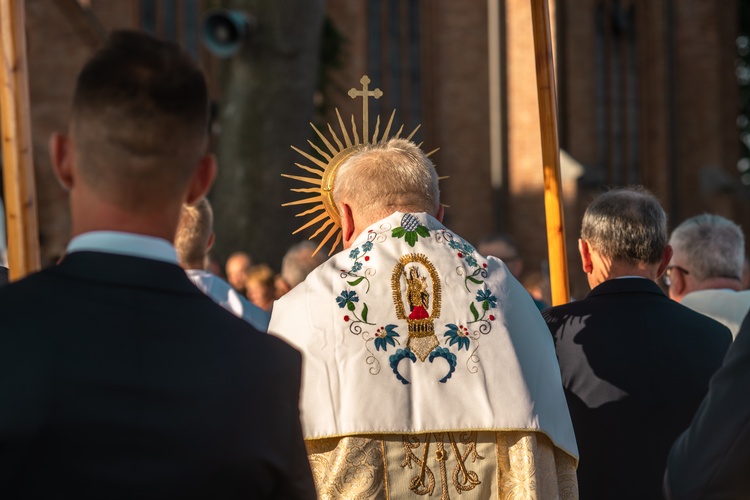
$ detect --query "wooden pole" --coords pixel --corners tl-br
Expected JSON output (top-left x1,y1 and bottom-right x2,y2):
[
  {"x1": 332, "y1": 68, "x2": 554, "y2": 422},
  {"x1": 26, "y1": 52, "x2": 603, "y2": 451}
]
[
  {"x1": 529, "y1": 0, "x2": 569, "y2": 305},
  {"x1": 0, "y1": 0, "x2": 40, "y2": 280}
]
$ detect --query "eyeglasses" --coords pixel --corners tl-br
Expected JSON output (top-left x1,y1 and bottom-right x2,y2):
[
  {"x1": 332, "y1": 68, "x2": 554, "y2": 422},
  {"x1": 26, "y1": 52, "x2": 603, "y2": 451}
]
[{"x1": 663, "y1": 265, "x2": 689, "y2": 287}]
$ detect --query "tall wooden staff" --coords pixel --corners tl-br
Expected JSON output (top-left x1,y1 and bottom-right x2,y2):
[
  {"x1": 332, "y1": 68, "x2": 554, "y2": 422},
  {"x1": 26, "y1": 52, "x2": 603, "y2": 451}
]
[
  {"x1": 530, "y1": 0, "x2": 569, "y2": 305},
  {"x1": 0, "y1": 0, "x2": 40, "y2": 280}
]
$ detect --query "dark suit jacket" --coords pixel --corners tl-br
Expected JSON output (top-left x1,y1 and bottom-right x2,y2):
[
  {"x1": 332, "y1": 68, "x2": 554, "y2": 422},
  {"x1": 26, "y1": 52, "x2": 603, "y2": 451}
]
[
  {"x1": 0, "y1": 252, "x2": 315, "y2": 499},
  {"x1": 543, "y1": 278, "x2": 732, "y2": 500},
  {"x1": 665, "y1": 312, "x2": 750, "y2": 499}
]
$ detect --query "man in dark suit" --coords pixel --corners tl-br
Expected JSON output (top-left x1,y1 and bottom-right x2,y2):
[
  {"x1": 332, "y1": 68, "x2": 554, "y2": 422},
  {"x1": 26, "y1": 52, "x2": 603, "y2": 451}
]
[
  {"x1": 664, "y1": 312, "x2": 750, "y2": 499},
  {"x1": 543, "y1": 187, "x2": 732, "y2": 500},
  {"x1": 0, "y1": 31, "x2": 314, "y2": 499}
]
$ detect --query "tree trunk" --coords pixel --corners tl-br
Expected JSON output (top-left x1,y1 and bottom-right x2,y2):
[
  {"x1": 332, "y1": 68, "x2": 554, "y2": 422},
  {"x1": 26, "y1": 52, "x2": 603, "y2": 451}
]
[{"x1": 211, "y1": 0, "x2": 326, "y2": 271}]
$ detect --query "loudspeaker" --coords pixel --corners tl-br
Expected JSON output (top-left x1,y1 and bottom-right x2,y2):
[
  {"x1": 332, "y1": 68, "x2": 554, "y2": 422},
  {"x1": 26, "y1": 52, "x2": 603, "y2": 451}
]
[{"x1": 202, "y1": 9, "x2": 256, "y2": 58}]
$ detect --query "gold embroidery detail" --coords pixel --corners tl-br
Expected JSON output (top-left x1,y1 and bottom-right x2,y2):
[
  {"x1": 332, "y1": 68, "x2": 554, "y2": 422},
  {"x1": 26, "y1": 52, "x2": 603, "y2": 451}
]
[
  {"x1": 402, "y1": 434, "x2": 436, "y2": 496},
  {"x1": 496, "y1": 431, "x2": 580, "y2": 500},
  {"x1": 391, "y1": 253, "x2": 442, "y2": 361},
  {"x1": 401, "y1": 432, "x2": 483, "y2": 499},
  {"x1": 306, "y1": 436, "x2": 385, "y2": 499}
]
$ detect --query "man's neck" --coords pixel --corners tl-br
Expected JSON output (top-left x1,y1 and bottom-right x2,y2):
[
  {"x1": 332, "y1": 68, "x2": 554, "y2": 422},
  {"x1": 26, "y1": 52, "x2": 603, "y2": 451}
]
[
  {"x1": 589, "y1": 262, "x2": 659, "y2": 288},
  {"x1": 69, "y1": 189, "x2": 182, "y2": 243},
  {"x1": 689, "y1": 277, "x2": 743, "y2": 293}
]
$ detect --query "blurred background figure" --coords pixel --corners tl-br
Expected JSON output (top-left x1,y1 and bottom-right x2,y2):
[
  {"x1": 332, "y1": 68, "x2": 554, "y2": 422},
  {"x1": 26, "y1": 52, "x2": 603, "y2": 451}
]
[
  {"x1": 175, "y1": 199, "x2": 270, "y2": 332},
  {"x1": 667, "y1": 213, "x2": 750, "y2": 339},
  {"x1": 225, "y1": 251, "x2": 252, "y2": 295},
  {"x1": 477, "y1": 232, "x2": 523, "y2": 277},
  {"x1": 245, "y1": 263, "x2": 276, "y2": 312},
  {"x1": 477, "y1": 232, "x2": 549, "y2": 309},
  {"x1": 275, "y1": 240, "x2": 328, "y2": 298},
  {"x1": 743, "y1": 255, "x2": 750, "y2": 290}
]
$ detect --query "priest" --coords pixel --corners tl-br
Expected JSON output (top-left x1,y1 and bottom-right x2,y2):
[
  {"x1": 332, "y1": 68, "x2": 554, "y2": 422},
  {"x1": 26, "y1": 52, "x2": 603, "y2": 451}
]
[{"x1": 270, "y1": 136, "x2": 579, "y2": 499}]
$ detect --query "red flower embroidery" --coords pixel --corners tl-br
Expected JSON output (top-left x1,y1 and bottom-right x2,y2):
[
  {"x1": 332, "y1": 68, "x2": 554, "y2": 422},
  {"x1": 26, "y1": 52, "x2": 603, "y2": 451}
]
[
  {"x1": 489, "y1": 315, "x2": 495, "y2": 321},
  {"x1": 344, "y1": 315, "x2": 350, "y2": 322}
]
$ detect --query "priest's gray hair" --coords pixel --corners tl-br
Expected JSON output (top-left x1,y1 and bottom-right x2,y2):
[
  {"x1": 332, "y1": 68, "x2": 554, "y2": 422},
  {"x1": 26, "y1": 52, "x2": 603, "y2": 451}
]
[
  {"x1": 580, "y1": 186, "x2": 667, "y2": 265},
  {"x1": 669, "y1": 214, "x2": 745, "y2": 282},
  {"x1": 333, "y1": 138, "x2": 440, "y2": 221}
]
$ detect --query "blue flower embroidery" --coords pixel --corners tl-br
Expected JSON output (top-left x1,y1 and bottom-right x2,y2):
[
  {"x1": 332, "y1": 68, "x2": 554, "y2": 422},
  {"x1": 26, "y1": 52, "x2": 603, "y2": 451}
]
[
  {"x1": 349, "y1": 248, "x2": 360, "y2": 259},
  {"x1": 351, "y1": 261, "x2": 363, "y2": 273},
  {"x1": 336, "y1": 290, "x2": 359, "y2": 308},
  {"x1": 444, "y1": 324, "x2": 470, "y2": 351},
  {"x1": 374, "y1": 324, "x2": 400, "y2": 352},
  {"x1": 475, "y1": 288, "x2": 497, "y2": 309},
  {"x1": 449, "y1": 240, "x2": 462, "y2": 250},
  {"x1": 362, "y1": 241, "x2": 373, "y2": 252},
  {"x1": 465, "y1": 255, "x2": 478, "y2": 267}
]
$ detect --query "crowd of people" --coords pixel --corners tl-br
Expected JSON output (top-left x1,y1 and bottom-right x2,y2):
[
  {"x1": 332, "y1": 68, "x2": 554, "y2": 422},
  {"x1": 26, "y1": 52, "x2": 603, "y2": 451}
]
[{"x1": 1, "y1": 29, "x2": 750, "y2": 499}]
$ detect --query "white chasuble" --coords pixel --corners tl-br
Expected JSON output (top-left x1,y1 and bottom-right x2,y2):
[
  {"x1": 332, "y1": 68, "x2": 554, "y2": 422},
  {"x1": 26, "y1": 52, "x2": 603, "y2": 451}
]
[{"x1": 270, "y1": 212, "x2": 578, "y2": 499}]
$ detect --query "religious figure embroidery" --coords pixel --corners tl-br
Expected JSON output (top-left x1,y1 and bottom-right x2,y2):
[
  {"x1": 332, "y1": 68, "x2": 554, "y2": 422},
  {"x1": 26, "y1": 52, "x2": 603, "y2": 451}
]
[
  {"x1": 389, "y1": 254, "x2": 460, "y2": 384},
  {"x1": 333, "y1": 216, "x2": 500, "y2": 383}
]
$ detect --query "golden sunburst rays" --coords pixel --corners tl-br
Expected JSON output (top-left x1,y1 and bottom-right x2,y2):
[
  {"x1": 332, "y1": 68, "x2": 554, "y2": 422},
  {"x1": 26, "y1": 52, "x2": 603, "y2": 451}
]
[{"x1": 282, "y1": 75, "x2": 434, "y2": 256}]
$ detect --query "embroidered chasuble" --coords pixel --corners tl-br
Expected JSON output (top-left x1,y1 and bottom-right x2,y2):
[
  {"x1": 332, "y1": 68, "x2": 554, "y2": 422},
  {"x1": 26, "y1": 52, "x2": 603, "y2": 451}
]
[{"x1": 270, "y1": 212, "x2": 579, "y2": 499}]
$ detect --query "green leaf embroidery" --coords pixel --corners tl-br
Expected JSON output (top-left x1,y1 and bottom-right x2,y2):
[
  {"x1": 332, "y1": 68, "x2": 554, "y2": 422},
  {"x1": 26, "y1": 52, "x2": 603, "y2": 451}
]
[
  {"x1": 467, "y1": 276, "x2": 484, "y2": 285},
  {"x1": 470, "y1": 302, "x2": 479, "y2": 321},
  {"x1": 348, "y1": 277, "x2": 365, "y2": 286},
  {"x1": 362, "y1": 303, "x2": 369, "y2": 322},
  {"x1": 392, "y1": 227, "x2": 406, "y2": 238},
  {"x1": 405, "y1": 232, "x2": 417, "y2": 247},
  {"x1": 483, "y1": 301, "x2": 489, "y2": 311},
  {"x1": 416, "y1": 225, "x2": 430, "y2": 237},
  {"x1": 347, "y1": 301, "x2": 356, "y2": 311}
]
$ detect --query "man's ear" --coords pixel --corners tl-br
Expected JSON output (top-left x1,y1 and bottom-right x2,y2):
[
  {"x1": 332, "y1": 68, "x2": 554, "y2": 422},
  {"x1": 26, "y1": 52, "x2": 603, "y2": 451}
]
[
  {"x1": 185, "y1": 154, "x2": 217, "y2": 205},
  {"x1": 656, "y1": 245, "x2": 673, "y2": 278},
  {"x1": 339, "y1": 202, "x2": 356, "y2": 249},
  {"x1": 49, "y1": 133, "x2": 74, "y2": 190},
  {"x1": 206, "y1": 231, "x2": 216, "y2": 252},
  {"x1": 578, "y1": 239, "x2": 594, "y2": 274},
  {"x1": 436, "y1": 204, "x2": 445, "y2": 222}
]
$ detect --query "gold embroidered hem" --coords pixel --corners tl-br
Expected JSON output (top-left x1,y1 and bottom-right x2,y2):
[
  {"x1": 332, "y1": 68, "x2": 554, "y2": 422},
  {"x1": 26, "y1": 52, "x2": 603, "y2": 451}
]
[{"x1": 306, "y1": 431, "x2": 578, "y2": 499}]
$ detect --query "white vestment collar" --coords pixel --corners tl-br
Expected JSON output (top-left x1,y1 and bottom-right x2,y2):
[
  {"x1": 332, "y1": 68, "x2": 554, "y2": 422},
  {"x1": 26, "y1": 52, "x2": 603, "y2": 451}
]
[{"x1": 270, "y1": 212, "x2": 578, "y2": 459}]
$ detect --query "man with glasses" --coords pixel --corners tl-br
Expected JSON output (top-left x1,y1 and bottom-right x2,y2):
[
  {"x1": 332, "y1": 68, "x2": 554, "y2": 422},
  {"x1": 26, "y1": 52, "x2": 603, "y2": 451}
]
[
  {"x1": 666, "y1": 213, "x2": 750, "y2": 339},
  {"x1": 542, "y1": 187, "x2": 731, "y2": 500}
]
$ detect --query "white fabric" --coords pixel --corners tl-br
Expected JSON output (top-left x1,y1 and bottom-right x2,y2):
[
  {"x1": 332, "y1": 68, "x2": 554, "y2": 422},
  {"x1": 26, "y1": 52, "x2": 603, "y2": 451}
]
[
  {"x1": 681, "y1": 289, "x2": 750, "y2": 339},
  {"x1": 270, "y1": 212, "x2": 578, "y2": 459},
  {"x1": 186, "y1": 269, "x2": 270, "y2": 332},
  {"x1": 67, "y1": 231, "x2": 178, "y2": 264}
]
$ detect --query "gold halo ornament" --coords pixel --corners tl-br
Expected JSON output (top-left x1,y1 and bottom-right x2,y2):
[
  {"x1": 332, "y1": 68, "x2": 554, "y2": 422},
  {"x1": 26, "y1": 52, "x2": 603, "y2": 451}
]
[{"x1": 282, "y1": 75, "x2": 439, "y2": 256}]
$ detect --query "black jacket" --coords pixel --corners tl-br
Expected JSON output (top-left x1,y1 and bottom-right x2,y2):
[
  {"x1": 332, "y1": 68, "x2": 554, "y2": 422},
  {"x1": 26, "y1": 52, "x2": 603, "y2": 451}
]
[
  {"x1": 543, "y1": 278, "x2": 731, "y2": 500},
  {"x1": 665, "y1": 311, "x2": 750, "y2": 499},
  {"x1": 0, "y1": 252, "x2": 315, "y2": 499}
]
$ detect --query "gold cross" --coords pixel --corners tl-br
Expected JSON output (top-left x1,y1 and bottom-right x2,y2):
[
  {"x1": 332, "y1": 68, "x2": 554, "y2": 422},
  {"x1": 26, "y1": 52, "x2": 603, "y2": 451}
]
[{"x1": 348, "y1": 75, "x2": 383, "y2": 144}]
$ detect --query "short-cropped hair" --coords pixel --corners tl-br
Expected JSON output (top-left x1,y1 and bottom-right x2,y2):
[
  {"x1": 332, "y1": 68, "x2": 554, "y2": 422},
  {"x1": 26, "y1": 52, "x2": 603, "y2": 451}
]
[
  {"x1": 581, "y1": 187, "x2": 667, "y2": 265},
  {"x1": 333, "y1": 138, "x2": 440, "y2": 220},
  {"x1": 669, "y1": 214, "x2": 745, "y2": 281},
  {"x1": 71, "y1": 30, "x2": 209, "y2": 207}
]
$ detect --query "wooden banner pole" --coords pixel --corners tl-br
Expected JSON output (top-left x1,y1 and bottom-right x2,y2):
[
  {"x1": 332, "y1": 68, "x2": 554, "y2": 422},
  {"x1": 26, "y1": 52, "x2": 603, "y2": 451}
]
[
  {"x1": 529, "y1": 0, "x2": 570, "y2": 305},
  {"x1": 0, "y1": 0, "x2": 40, "y2": 281}
]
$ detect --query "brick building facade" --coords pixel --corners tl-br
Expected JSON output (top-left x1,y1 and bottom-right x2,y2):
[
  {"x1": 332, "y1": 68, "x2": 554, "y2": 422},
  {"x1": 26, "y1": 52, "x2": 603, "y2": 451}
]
[{"x1": 2, "y1": 0, "x2": 748, "y2": 298}]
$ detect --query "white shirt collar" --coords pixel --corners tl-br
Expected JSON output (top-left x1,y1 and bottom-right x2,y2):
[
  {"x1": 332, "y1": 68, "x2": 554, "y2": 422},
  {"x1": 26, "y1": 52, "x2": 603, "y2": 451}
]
[{"x1": 66, "y1": 231, "x2": 178, "y2": 264}]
